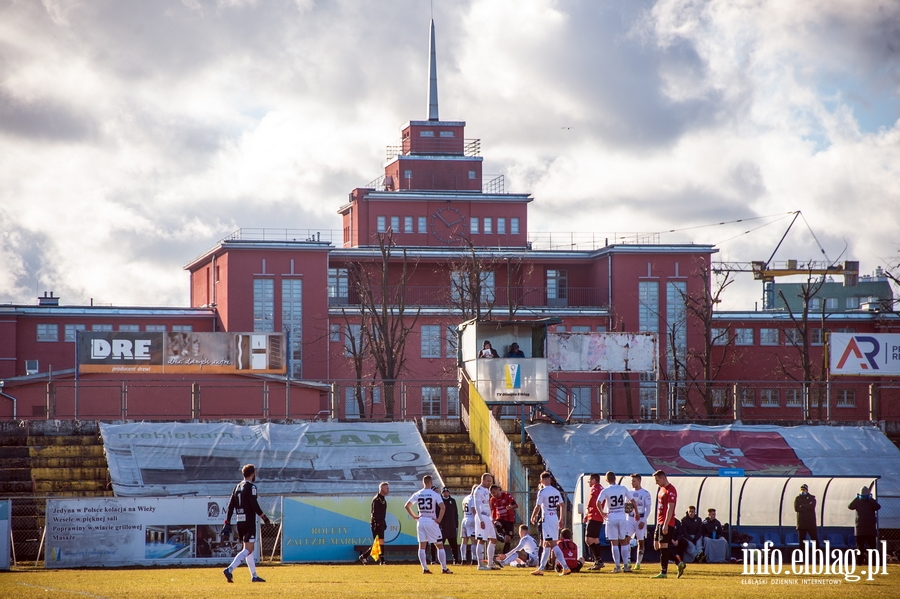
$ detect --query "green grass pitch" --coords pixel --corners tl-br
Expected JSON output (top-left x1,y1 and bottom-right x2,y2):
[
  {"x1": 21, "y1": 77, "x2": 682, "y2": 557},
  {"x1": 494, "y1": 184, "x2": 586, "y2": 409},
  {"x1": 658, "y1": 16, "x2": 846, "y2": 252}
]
[{"x1": 4, "y1": 562, "x2": 900, "y2": 599}]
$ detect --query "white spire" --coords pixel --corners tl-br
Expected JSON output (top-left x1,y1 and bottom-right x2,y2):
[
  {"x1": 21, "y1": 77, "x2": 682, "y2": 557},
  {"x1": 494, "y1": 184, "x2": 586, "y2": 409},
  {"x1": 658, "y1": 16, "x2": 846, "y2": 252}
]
[{"x1": 427, "y1": 19, "x2": 439, "y2": 121}]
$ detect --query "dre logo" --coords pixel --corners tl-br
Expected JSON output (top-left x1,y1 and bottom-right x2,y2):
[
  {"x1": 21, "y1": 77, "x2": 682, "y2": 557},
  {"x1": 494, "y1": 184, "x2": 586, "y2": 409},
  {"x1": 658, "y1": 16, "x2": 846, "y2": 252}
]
[{"x1": 91, "y1": 338, "x2": 152, "y2": 360}]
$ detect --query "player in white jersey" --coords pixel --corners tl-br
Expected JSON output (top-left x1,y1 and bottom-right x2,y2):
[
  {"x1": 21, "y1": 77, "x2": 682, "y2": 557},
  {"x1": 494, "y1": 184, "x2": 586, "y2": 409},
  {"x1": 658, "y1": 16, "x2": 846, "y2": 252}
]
[
  {"x1": 405, "y1": 475, "x2": 452, "y2": 574},
  {"x1": 459, "y1": 484, "x2": 478, "y2": 564},
  {"x1": 626, "y1": 473, "x2": 653, "y2": 570},
  {"x1": 597, "y1": 471, "x2": 638, "y2": 572},
  {"x1": 473, "y1": 473, "x2": 499, "y2": 570},
  {"x1": 496, "y1": 524, "x2": 540, "y2": 567},
  {"x1": 530, "y1": 471, "x2": 570, "y2": 576}
]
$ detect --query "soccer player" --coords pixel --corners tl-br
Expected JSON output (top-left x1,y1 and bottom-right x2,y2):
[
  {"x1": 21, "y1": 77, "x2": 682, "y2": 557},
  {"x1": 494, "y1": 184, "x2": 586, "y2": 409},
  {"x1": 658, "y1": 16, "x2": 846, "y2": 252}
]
[
  {"x1": 496, "y1": 524, "x2": 540, "y2": 568},
  {"x1": 405, "y1": 475, "x2": 452, "y2": 574},
  {"x1": 489, "y1": 484, "x2": 518, "y2": 553},
  {"x1": 584, "y1": 473, "x2": 606, "y2": 570},
  {"x1": 223, "y1": 463, "x2": 270, "y2": 583},
  {"x1": 597, "y1": 471, "x2": 637, "y2": 572},
  {"x1": 473, "y1": 473, "x2": 500, "y2": 570},
  {"x1": 627, "y1": 473, "x2": 652, "y2": 570},
  {"x1": 459, "y1": 484, "x2": 478, "y2": 564},
  {"x1": 555, "y1": 528, "x2": 584, "y2": 574},
  {"x1": 530, "y1": 471, "x2": 569, "y2": 576},
  {"x1": 652, "y1": 469, "x2": 680, "y2": 579}
]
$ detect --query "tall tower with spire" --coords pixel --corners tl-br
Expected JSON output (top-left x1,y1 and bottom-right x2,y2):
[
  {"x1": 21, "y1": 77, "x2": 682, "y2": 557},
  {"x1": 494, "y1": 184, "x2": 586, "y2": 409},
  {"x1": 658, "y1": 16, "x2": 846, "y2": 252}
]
[{"x1": 338, "y1": 20, "x2": 531, "y2": 248}]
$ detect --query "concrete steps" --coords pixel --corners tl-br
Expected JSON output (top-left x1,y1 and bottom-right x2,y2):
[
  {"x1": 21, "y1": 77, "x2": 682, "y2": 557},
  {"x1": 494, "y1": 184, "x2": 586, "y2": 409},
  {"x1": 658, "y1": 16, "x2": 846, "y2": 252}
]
[{"x1": 422, "y1": 431, "x2": 488, "y2": 495}]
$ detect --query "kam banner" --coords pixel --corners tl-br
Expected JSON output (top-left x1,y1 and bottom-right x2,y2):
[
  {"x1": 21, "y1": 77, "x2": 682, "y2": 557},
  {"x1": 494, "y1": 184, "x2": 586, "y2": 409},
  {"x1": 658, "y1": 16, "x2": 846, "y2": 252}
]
[
  {"x1": 282, "y1": 495, "x2": 418, "y2": 563},
  {"x1": 830, "y1": 333, "x2": 900, "y2": 376},
  {"x1": 77, "y1": 331, "x2": 285, "y2": 374},
  {"x1": 44, "y1": 496, "x2": 270, "y2": 568}
]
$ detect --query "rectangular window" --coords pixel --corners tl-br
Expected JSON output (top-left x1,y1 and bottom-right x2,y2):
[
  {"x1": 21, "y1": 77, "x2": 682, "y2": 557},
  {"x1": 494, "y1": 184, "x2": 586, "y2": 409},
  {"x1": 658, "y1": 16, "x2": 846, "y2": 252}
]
[
  {"x1": 329, "y1": 323, "x2": 341, "y2": 342},
  {"x1": 711, "y1": 388, "x2": 728, "y2": 408},
  {"x1": 497, "y1": 218, "x2": 506, "y2": 234},
  {"x1": 785, "y1": 388, "x2": 803, "y2": 407},
  {"x1": 440, "y1": 130, "x2": 454, "y2": 137},
  {"x1": 735, "y1": 328, "x2": 754, "y2": 345},
  {"x1": 595, "y1": 325, "x2": 608, "y2": 332},
  {"x1": 480, "y1": 271, "x2": 495, "y2": 303},
  {"x1": 468, "y1": 170, "x2": 476, "y2": 179},
  {"x1": 483, "y1": 217, "x2": 492, "y2": 234},
  {"x1": 470, "y1": 217, "x2": 479, "y2": 234},
  {"x1": 810, "y1": 328, "x2": 824, "y2": 345},
  {"x1": 570, "y1": 325, "x2": 590, "y2": 332},
  {"x1": 403, "y1": 169, "x2": 412, "y2": 179},
  {"x1": 810, "y1": 297, "x2": 823, "y2": 310},
  {"x1": 422, "y1": 386, "x2": 442, "y2": 417},
  {"x1": 64, "y1": 324, "x2": 86, "y2": 342},
  {"x1": 547, "y1": 269, "x2": 568, "y2": 300},
  {"x1": 344, "y1": 387, "x2": 362, "y2": 419},
  {"x1": 638, "y1": 281, "x2": 659, "y2": 333},
  {"x1": 420, "y1": 130, "x2": 434, "y2": 137},
  {"x1": 711, "y1": 328, "x2": 729, "y2": 346},
  {"x1": 377, "y1": 216, "x2": 386, "y2": 232},
  {"x1": 667, "y1": 281, "x2": 687, "y2": 370},
  {"x1": 390, "y1": 216, "x2": 400, "y2": 231},
  {"x1": 421, "y1": 325, "x2": 442, "y2": 358},
  {"x1": 445, "y1": 327, "x2": 457, "y2": 358},
  {"x1": 171, "y1": 325, "x2": 193, "y2": 333},
  {"x1": 760, "y1": 389, "x2": 780, "y2": 407},
  {"x1": 740, "y1": 387, "x2": 755, "y2": 407},
  {"x1": 404, "y1": 216, "x2": 413, "y2": 233},
  {"x1": 447, "y1": 387, "x2": 459, "y2": 417},
  {"x1": 846, "y1": 297, "x2": 860, "y2": 309},
  {"x1": 418, "y1": 216, "x2": 427, "y2": 233},
  {"x1": 836, "y1": 389, "x2": 856, "y2": 407},
  {"x1": 825, "y1": 298, "x2": 838, "y2": 310},
  {"x1": 344, "y1": 324, "x2": 362, "y2": 356},
  {"x1": 328, "y1": 268, "x2": 349, "y2": 300},
  {"x1": 119, "y1": 324, "x2": 140, "y2": 332},
  {"x1": 282, "y1": 278, "x2": 303, "y2": 377},
  {"x1": 253, "y1": 278, "x2": 275, "y2": 332},
  {"x1": 92, "y1": 324, "x2": 113, "y2": 332},
  {"x1": 37, "y1": 324, "x2": 59, "y2": 342},
  {"x1": 511, "y1": 217, "x2": 520, "y2": 234},
  {"x1": 760, "y1": 328, "x2": 780, "y2": 346},
  {"x1": 145, "y1": 325, "x2": 167, "y2": 332},
  {"x1": 784, "y1": 329, "x2": 802, "y2": 345}
]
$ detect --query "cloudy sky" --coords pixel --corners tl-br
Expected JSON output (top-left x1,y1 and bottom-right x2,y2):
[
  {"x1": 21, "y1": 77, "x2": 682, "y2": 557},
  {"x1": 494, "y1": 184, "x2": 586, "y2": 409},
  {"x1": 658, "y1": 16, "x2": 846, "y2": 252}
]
[{"x1": 2, "y1": 0, "x2": 898, "y2": 310}]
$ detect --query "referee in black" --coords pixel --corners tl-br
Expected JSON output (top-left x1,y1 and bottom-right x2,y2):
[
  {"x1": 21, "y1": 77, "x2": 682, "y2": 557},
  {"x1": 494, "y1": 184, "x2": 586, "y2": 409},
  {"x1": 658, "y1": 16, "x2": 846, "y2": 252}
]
[
  {"x1": 361, "y1": 481, "x2": 390, "y2": 564},
  {"x1": 223, "y1": 464, "x2": 270, "y2": 583}
]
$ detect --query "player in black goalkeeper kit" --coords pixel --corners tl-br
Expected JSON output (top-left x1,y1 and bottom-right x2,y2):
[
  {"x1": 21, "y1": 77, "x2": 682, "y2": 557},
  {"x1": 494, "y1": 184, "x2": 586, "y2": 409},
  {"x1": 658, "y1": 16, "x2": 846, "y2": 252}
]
[{"x1": 223, "y1": 464, "x2": 270, "y2": 583}]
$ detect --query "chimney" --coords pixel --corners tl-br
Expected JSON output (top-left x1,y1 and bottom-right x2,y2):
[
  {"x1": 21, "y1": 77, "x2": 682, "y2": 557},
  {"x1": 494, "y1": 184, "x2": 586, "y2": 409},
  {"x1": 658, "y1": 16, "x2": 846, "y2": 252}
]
[{"x1": 38, "y1": 291, "x2": 60, "y2": 307}]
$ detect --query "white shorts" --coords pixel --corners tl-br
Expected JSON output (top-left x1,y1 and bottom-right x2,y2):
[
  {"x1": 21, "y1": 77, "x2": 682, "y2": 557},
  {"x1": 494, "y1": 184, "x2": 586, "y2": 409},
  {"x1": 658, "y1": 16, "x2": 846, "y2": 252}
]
[
  {"x1": 624, "y1": 520, "x2": 636, "y2": 538},
  {"x1": 475, "y1": 517, "x2": 497, "y2": 540},
  {"x1": 416, "y1": 518, "x2": 443, "y2": 544},
  {"x1": 540, "y1": 516, "x2": 560, "y2": 541},
  {"x1": 461, "y1": 519, "x2": 476, "y2": 538},
  {"x1": 605, "y1": 517, "x2": 628, "y2": 541},
  {"x1": 631, "y1": 520, "x2": 647, "y2": 541}
]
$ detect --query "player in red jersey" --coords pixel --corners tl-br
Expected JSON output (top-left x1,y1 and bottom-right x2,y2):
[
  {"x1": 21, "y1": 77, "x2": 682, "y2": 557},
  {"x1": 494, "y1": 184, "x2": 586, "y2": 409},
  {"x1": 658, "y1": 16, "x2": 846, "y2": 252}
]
[
  {"x1": 584, "y1": 473, "x2": 605, "y2": 570},
  {"x1": 652, "y1": 470, "x2": 679, "y2": 579}
]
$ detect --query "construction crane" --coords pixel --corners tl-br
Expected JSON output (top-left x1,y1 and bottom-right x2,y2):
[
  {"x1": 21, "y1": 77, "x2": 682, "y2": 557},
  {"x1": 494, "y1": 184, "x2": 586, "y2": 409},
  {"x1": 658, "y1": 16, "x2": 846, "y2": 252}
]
[{"x1": 711, "y1": 211, "x2": 859, "y2": 309}]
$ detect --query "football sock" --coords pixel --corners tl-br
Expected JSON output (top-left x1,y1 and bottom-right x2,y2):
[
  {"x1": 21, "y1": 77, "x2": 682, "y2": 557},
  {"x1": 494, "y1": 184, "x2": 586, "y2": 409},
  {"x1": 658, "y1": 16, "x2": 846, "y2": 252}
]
[
  {"x1": 228, "y1": 549, "x2": 248, "y2": 572},
  {"x1": 590, "y1": 543, "x2": 602, "y2": 560},
  {"x1": 637, "y1": 548, "x2": 644, "y2": 565},
  {"x1": 438, "y1": 548, "x2": 447, "y2": 569},
  {"x1": 612, "y1": 544, "x2": 620, "y2": 567},
  {"x1": 246, "y1": 554, "x2": 257, "y2": 577},
  {"x1": 539, "y1": 546, "x2": 551, "y2": 570},
  {"x1": 418, "y1": 549, "x2": 428, "y2": 570},
  {"x1": 553, "y1": 545, "x2": 566, "y2": 569},
  {"x1": 660, "y1": 547, "x2": 670, "y2": 573},
  {"x1": 487, "y1": 543, "x2": 495, "y2": 565},
  {"x1": 476, "y1": 543, "x2": 484, "y2": 565}
]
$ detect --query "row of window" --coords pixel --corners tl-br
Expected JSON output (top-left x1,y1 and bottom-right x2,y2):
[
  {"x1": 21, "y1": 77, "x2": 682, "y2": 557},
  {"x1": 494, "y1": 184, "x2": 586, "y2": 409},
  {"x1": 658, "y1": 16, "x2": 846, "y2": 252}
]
[
  {"x1": 329, "y1": 324, "x2": 459, "y2": 359},
  {"x1": 375, "y1": 216, "x2": 520, "y2": 235},
  {"x1": 727, "y1": 388, "x2": 856, "y2": 408},
  {"x1": 343, "y1": 385, "x2": 460, "y2": 418},
  {"x1": 36, "y1": 324, "x2": 193, "y2": 342},
  {"x1": 710, "y1": 327, "x2": 855, "y2": 346},
  {"x1": 810, "y1": 297, "x2": 865, "y2": 310}
]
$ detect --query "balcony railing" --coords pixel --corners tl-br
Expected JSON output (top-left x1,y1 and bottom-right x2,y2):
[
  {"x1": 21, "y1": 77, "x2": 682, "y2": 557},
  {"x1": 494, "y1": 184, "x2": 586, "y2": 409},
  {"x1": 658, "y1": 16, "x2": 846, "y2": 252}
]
[
  {"x1": 329, "y1": 286, "x2": 608, "y2": 309},
  {"x1": 386, "y1": 138, "x2": 481, "y2": 159}
]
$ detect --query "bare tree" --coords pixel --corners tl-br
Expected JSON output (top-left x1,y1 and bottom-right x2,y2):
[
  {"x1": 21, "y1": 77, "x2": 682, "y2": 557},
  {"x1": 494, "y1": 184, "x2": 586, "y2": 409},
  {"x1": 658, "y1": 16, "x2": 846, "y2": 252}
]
[
  {"x1": 339, "y1": 308, "x2": 371, "y2": 418},
  {"x1": 348, "y1": 232, "x2": 420, "y2": 418},
  {"x1": 445, "y1": 241, "x2": 535, "y2": 321}
]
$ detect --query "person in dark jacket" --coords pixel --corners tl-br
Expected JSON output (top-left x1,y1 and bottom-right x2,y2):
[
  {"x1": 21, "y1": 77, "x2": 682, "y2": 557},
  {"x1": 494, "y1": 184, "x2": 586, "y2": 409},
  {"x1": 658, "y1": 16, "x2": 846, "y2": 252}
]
[
  {"x1": 795, "y1": 483, "x2": 818, "y2": 546},
  {"x1": 681, "y1": 506, "x2": 704, "y2": 560},
  {"x1": 438, "y1": 487, "x2": 461, "y2": 564},
  {"x1": 848, "y1": 486, "x2": 880, "y2": 563}
]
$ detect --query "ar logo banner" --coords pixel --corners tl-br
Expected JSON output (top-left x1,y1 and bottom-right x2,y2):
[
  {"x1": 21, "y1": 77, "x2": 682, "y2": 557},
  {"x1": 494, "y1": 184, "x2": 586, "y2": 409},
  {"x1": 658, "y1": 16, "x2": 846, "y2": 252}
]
[
  {"x1": 835, "y1": 336, "x2": 880, "y2": 371},
  {"x1": 504, "y1": 363, "x2": 521, "y2": 389}
]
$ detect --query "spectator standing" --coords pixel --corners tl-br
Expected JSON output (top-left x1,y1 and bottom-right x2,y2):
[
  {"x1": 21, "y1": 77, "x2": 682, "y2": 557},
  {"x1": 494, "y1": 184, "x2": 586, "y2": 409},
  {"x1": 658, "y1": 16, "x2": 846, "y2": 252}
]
[
  {"x1": 795, "y1": 483, "x2": 818, "y2": 547},
  {"x1": 848, "y1": 486, "x2": 881, "y2": 563}
]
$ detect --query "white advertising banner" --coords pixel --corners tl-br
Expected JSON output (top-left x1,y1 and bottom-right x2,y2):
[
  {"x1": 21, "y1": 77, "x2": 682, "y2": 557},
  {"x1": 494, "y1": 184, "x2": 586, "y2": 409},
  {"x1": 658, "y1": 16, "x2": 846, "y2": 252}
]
[
  {"x1": 45, "y1": 496, "x2": 264, "y2": 568},
  {"x1": 547, "y1": 332, "x2": 658, "y2": 373},
  {"x1": 830, "y1": 333, "x2": 900, "y2": 376},
  {"x1": 99, "y1": 422, "x2": 441, "y2": 497},
  {"x1": 474, "y1": 358, "x2": 549, "y2": 404}
]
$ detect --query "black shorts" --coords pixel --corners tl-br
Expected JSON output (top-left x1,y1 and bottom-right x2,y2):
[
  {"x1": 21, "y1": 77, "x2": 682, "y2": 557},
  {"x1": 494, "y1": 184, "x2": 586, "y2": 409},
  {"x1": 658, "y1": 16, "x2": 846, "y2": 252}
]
[
  {"x1": 371, "y1": 521, "x2": 386, "y2": 540},
  {"x1": 654, "y1": 524, "x2": 673, "y2": 544},
  {"x1": 495, "y1": 520, "x2": 515, "y2": 541},
  {"x1": 236, "y1": 522, "x2": 256, "y2": 543},
  {"x1": 586, "y1": 520, "x2": 603, "y2": 538}
]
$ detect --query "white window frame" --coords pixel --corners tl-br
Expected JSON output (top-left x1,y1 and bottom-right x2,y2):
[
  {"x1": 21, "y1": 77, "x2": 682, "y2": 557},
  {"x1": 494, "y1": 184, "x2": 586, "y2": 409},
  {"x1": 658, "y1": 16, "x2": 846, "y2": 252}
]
[
  {"x1": 417, "y1": 216, "x2": 427, "y2": 233},
  {"x1": 377, "y1": 216, "x2": 386, "y2": 232},
  {"x1": 172, "y1": 325, "x2": 193, "y2": 333},
  {"x1": 390, "y1": 216, "x2": 400, "y2": 231},
  {"x1": 37, "y1": 324, "x2": 59, "y2": 342},
  {"x1": 92, "y1": 324, "x2": 113, "y2": 332},
  {"x1": 119, "y1": 324, "x2": 140, "y2": 332},
  {"x1": 422, "y1": 386, "x2": 442, "y2": 417},
  {"x1": 470, "y1": 217, "x2": 479, "y2": 234},
  {"x1": 65, "y1": 324, "x2": 86, "y2": 342},
  {"x1": 483, "y1": 218, "x2": 492, "y2": 234},
  {"x1": 760, "y1": 328, "x2": 779, "y2": 346},
  {"x1": 760, "y1": 388, "x2": 780, "y2": 407},
  {"x1": 735, "y1": 328, "x2": 754, "y2": 346},
  {"x1": 421, "y1": 325, "x2": 442, "y2": 358},
  {"x1": 145, "y1": 324, "x2": 167, "y2": 332},
  {"x1": 497, "y1": 217, "x2": 506, "y2": 234},
  {"x1": 836, "y1": 388, "x2": 856, "y2": 407},
  {"x1": 510, "y1": 217, "x2": 520, "y2": 234}
]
